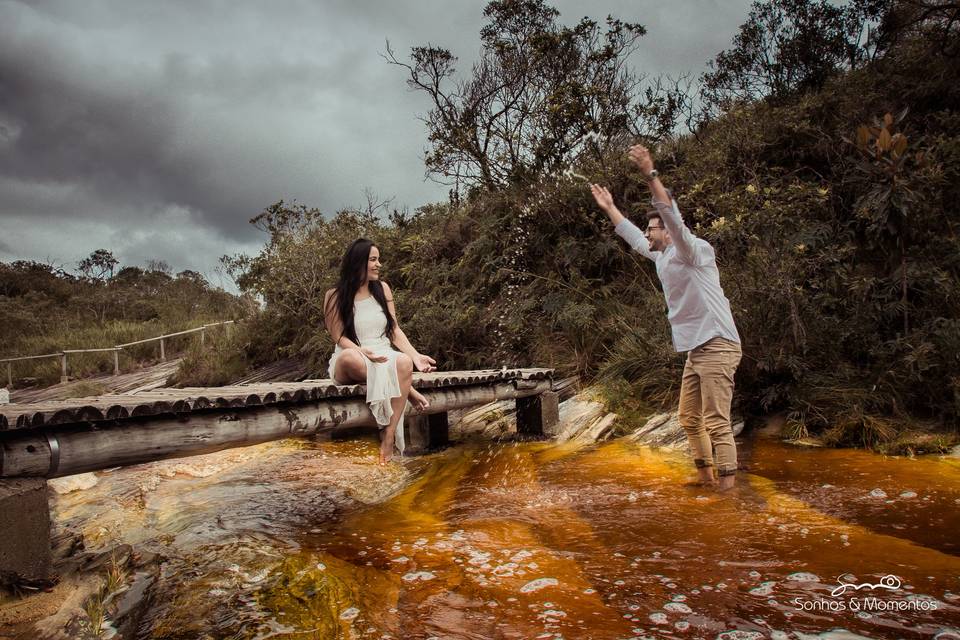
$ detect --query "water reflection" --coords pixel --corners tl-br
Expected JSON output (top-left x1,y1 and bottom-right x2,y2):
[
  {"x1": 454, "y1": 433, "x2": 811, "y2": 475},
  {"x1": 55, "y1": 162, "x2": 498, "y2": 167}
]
[{"x1": 46, "y1": 433, "x2": 960, "y2": 639}]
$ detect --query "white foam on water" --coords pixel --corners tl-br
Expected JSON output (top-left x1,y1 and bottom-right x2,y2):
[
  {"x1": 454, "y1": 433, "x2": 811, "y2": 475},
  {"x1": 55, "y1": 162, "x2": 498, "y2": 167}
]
[
  {"x1": 649, "y1": 612, "x2": 669, "y2": 625},
  {"x1": 663, "y1": 602, "x2": 693, "y2": 614},
  {"x1": 716, "y1": 631, "x2": 764, "y2": 640},
  {"x1": 339, "y1": 607, "x2": 360, "y2": 621},
  {"x1": 900, "y1": 490, "x2": 918, "y2": 498},
  {"x1": 868, "y1": 488, "x2": 888, "y2": 499},
  {"x1": 402, "y1": 571, "x2": 436, "y2": 582},
  {"x1": 786, "y1": 572, "x2": 821, "y2": 583},
  {"x1": 538, "y1": 609, "x2": 567, "y2": 620},
  {"x1": 749, "y1": 581, "x2": 776, "y2": 596},
  {"x1": 521, "y1": 577, "x2": 559, "y2": 593}
]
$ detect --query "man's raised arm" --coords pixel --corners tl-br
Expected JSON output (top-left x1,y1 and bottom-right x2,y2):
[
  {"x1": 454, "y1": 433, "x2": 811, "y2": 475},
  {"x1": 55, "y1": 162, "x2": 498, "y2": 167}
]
[
  {"x1": 627, "y1": 145, "x2": 700, "y2": 265},
  {"x1": 590, "y1": 183, "x2": 656, "y2": 261}
]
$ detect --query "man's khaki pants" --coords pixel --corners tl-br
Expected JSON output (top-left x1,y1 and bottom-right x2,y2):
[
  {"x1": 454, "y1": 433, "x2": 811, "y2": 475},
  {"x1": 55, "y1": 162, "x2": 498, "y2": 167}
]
[{"x1": 677, "y1": 337, "x2": 742, "y2": 477}]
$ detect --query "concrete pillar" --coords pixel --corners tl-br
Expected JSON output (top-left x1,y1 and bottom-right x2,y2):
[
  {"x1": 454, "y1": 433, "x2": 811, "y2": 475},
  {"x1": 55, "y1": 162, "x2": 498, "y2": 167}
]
[
  {"x1": 0, "y1": 479, "x2": 52, "y2": 582},
  {"x1": 516, "y1": 391, "x2": 559, "y2": 437}
]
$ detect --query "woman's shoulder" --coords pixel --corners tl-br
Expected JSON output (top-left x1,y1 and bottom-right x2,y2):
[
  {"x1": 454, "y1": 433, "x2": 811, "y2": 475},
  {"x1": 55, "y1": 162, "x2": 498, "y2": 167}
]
[{"x1": 377, "y1": 281, "x2": 394, "y2": 300}]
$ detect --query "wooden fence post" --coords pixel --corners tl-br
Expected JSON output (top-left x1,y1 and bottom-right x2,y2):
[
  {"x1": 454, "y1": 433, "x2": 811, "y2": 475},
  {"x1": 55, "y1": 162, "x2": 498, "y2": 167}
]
[
  {"x1": 6, "y1": 362, "x2": 11, "y2": 388},
  {"x1": 160, "y1": 339, "x2": 166, "y2": 361},
  {"x1": 60, "y1": 353, "x2": 68, "y2": 383},
  {"x1": 114, "y1": 349, "x2": 120, "y2": 376},
  {"x1": 200, "y1": 328, "x2": 206, "y2": 346}
]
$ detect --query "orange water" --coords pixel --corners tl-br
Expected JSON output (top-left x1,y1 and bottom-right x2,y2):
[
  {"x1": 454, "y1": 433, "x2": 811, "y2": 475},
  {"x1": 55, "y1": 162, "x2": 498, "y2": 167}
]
[{"x1": 51, "y1": 435, "x2": 960, "y2": 639}]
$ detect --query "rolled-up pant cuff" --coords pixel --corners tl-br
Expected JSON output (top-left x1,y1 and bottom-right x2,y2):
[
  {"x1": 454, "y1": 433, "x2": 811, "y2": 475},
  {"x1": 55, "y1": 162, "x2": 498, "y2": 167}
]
[
  {"x1": 694, "y1": 458, "x2": 713, "y2": 469},
  {"x1": 717, "y1": 467, "x2": 737, "y2": 477}
]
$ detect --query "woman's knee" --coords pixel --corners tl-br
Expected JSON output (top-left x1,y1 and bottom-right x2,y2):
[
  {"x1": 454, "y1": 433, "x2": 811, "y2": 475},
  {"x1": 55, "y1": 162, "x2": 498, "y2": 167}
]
[
  {"x1": 337, "y1": 349, "x2": 367, "y2": 380},
  {"x1": 395, "y1": 353, "x2": 413, "y2": 378}
]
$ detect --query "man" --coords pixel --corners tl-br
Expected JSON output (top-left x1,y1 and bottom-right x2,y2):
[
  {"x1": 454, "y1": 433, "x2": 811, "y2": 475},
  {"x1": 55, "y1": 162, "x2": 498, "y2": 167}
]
[{"x1": 590, "y1": 145, "x2": 742, "y2": 490}]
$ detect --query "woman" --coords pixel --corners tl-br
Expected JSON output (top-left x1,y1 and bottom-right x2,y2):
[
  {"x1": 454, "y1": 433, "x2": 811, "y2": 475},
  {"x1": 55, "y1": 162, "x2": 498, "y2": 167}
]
[{"x1": 324, "y1": 238, "x2": 435, "y2": 464}]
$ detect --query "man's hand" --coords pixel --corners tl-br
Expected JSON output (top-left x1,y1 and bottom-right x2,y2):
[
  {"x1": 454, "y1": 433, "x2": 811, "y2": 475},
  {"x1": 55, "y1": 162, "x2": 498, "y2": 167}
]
[
  {"x1": 590, "y1": 183, "x2": 625, "y2": 226},
  {"x1": 590, "y1": 184, "x2": 615, "y2": 212},
  {"x1": 413, "y1": 353, "x2": 437, "y2": 373},
  {"x1": 628, "y1": 144, "x2": 655, "y2": 177},
  {"x1": 361, "y1": 347, "x2": 389, "y2": 363}
]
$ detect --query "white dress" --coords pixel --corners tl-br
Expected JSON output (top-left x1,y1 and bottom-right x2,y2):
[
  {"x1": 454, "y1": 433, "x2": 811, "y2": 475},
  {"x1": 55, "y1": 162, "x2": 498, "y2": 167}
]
[{"x1": 327, "y1": 296, "x2": 407, "y2": 455}]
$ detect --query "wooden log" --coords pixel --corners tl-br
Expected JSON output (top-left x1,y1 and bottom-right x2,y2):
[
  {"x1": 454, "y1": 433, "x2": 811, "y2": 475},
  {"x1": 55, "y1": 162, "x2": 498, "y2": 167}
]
[
  {"x1": 0, "y1": 372, "x2": 554, "y2": 431},
  {"x1": 0, "y1": 380, "x2": 551, "y2": 478}
]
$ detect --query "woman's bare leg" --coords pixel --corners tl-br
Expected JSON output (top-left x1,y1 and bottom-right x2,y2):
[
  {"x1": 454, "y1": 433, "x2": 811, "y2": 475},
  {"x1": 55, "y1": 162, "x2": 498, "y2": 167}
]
[
  {"x1": 409, "y1": 387, "x2": 429, "y2": 412},
  {"x1": 380, "y1": 353, "x2": 414, "y2": 464},
  {"x1": 333, "y1": 348, "x2": 368, "y2": 384}
]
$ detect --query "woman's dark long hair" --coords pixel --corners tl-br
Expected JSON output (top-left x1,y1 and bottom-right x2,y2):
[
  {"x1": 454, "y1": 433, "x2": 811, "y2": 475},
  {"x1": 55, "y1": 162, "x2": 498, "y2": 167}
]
[{"x1": 326, "y1": 238, "x2": 395, "y2": 345}]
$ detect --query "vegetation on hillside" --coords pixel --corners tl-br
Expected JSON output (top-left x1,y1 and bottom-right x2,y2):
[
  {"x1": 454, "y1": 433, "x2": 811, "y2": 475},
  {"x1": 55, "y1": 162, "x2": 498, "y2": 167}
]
[
  {"x1": 0, "y1": 252, "x2": 250, "y2": 386},
  {"x1": 215, "y1": 0, "x2": 959, "y2": 450},
  {"x1": 8, "y1": 1, "x2": 956, "y2": 452}
]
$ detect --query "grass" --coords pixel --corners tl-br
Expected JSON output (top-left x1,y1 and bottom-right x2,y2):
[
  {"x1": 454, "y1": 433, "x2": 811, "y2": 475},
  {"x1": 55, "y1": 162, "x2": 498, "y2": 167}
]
[
  {"x1": 3, "y1": 318, "x2": 231, "y2": 388},
  {"x1": 167, "y1": 327, "x2": 250, "y2": 387},
  {"x1": 81, "y1": 551, "x2": 129, "y2": 638},
  {"x1": 62, "y1": 381, "x2": 110, "y2": 399}
]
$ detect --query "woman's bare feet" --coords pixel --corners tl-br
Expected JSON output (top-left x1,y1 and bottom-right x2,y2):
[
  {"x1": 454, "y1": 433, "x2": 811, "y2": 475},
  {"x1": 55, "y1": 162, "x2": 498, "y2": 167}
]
[
  {"x1": 409, "y1": 388, "x2": 430, "y2": 413},
  {"x1": 378, "y1": 449, "x2": 391, "y2": 466}
]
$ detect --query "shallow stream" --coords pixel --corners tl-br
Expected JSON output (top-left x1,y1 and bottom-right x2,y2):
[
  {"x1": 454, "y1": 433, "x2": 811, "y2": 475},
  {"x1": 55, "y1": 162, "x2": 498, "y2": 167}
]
[{"x1": 34, "y1": 426, "x2": 960, "y2": 639}]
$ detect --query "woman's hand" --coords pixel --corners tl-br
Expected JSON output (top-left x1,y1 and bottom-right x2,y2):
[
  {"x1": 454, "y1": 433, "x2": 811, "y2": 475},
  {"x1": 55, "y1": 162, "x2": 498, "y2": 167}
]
[
  {"x1": 361, "y1": 347, "x2": 389, "y2": 363},
  {"x1": 413, "y1": 353, "x2": 437, "y2": 373}
]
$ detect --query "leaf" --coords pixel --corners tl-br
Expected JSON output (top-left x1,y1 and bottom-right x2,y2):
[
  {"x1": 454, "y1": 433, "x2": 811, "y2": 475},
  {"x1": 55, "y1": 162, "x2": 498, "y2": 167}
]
[
  {"x1": 891, "y1": 133, "x2": 908, "y2": 157},
  {"x1": 883, "y1": 112, "x2": 893, "y2": 128},
  {"x1": 878, "y1": 127, "x2": 892, "y2": 152},
  {"x1": 856, "y1": 126, "x2": 870, "y2": 148}
]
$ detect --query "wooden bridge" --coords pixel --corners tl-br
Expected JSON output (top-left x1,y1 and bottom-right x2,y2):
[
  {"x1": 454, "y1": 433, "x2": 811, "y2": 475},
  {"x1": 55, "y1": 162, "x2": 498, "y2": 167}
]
[{"x1": 0, "y1": 368, "x2": 559, "y2": 582}]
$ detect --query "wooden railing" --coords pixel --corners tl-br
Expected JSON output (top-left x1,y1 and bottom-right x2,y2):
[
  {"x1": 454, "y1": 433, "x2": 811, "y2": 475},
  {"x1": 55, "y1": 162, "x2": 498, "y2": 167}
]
[{"x1": 0, "y1": 321, "x2": 234, "y2": 386}]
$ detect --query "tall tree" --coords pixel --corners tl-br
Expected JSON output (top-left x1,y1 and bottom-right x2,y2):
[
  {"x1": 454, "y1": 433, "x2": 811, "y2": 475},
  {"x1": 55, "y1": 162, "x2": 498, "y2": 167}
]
[
  {"x1": 77, "y1": 249, "x2": 119, "y2": 282},
  {"x1": 387, "y1": 0, "x2": 677, "y2": 191},
  {"x1": 699, "y1": 0, "x2": 890, "y2": 119}
]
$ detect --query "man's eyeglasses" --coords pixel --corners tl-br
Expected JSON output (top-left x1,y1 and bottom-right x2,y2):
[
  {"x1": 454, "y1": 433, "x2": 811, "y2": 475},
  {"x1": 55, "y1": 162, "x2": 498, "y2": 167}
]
[{"x1": 644, "y1": 225, "x2": 664, "y2": 235}]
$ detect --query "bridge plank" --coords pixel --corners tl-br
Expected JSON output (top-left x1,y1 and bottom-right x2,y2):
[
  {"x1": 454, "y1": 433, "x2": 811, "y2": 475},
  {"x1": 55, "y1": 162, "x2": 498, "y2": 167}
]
[{"x1": 0, "y1": 367, "x2": 554, "y2": 431}]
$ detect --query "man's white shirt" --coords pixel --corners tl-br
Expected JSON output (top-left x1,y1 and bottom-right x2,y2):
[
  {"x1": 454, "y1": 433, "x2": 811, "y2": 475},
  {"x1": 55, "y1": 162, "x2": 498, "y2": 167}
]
[{"x1": 614, "y1": 197, "x2": 740, "y2": 353}]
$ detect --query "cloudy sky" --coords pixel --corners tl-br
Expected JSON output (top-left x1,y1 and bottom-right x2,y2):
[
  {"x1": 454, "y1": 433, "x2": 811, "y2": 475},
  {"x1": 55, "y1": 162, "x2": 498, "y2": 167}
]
[{"x1": 0, "y1": 0, "x2": 753, "y2": 287}]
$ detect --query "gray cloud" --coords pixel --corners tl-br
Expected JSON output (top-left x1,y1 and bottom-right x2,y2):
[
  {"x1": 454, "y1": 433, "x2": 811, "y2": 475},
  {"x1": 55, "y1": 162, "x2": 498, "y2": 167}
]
[{"x1": 0, "y1": 0, "x2": 752, "y2": 279}]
